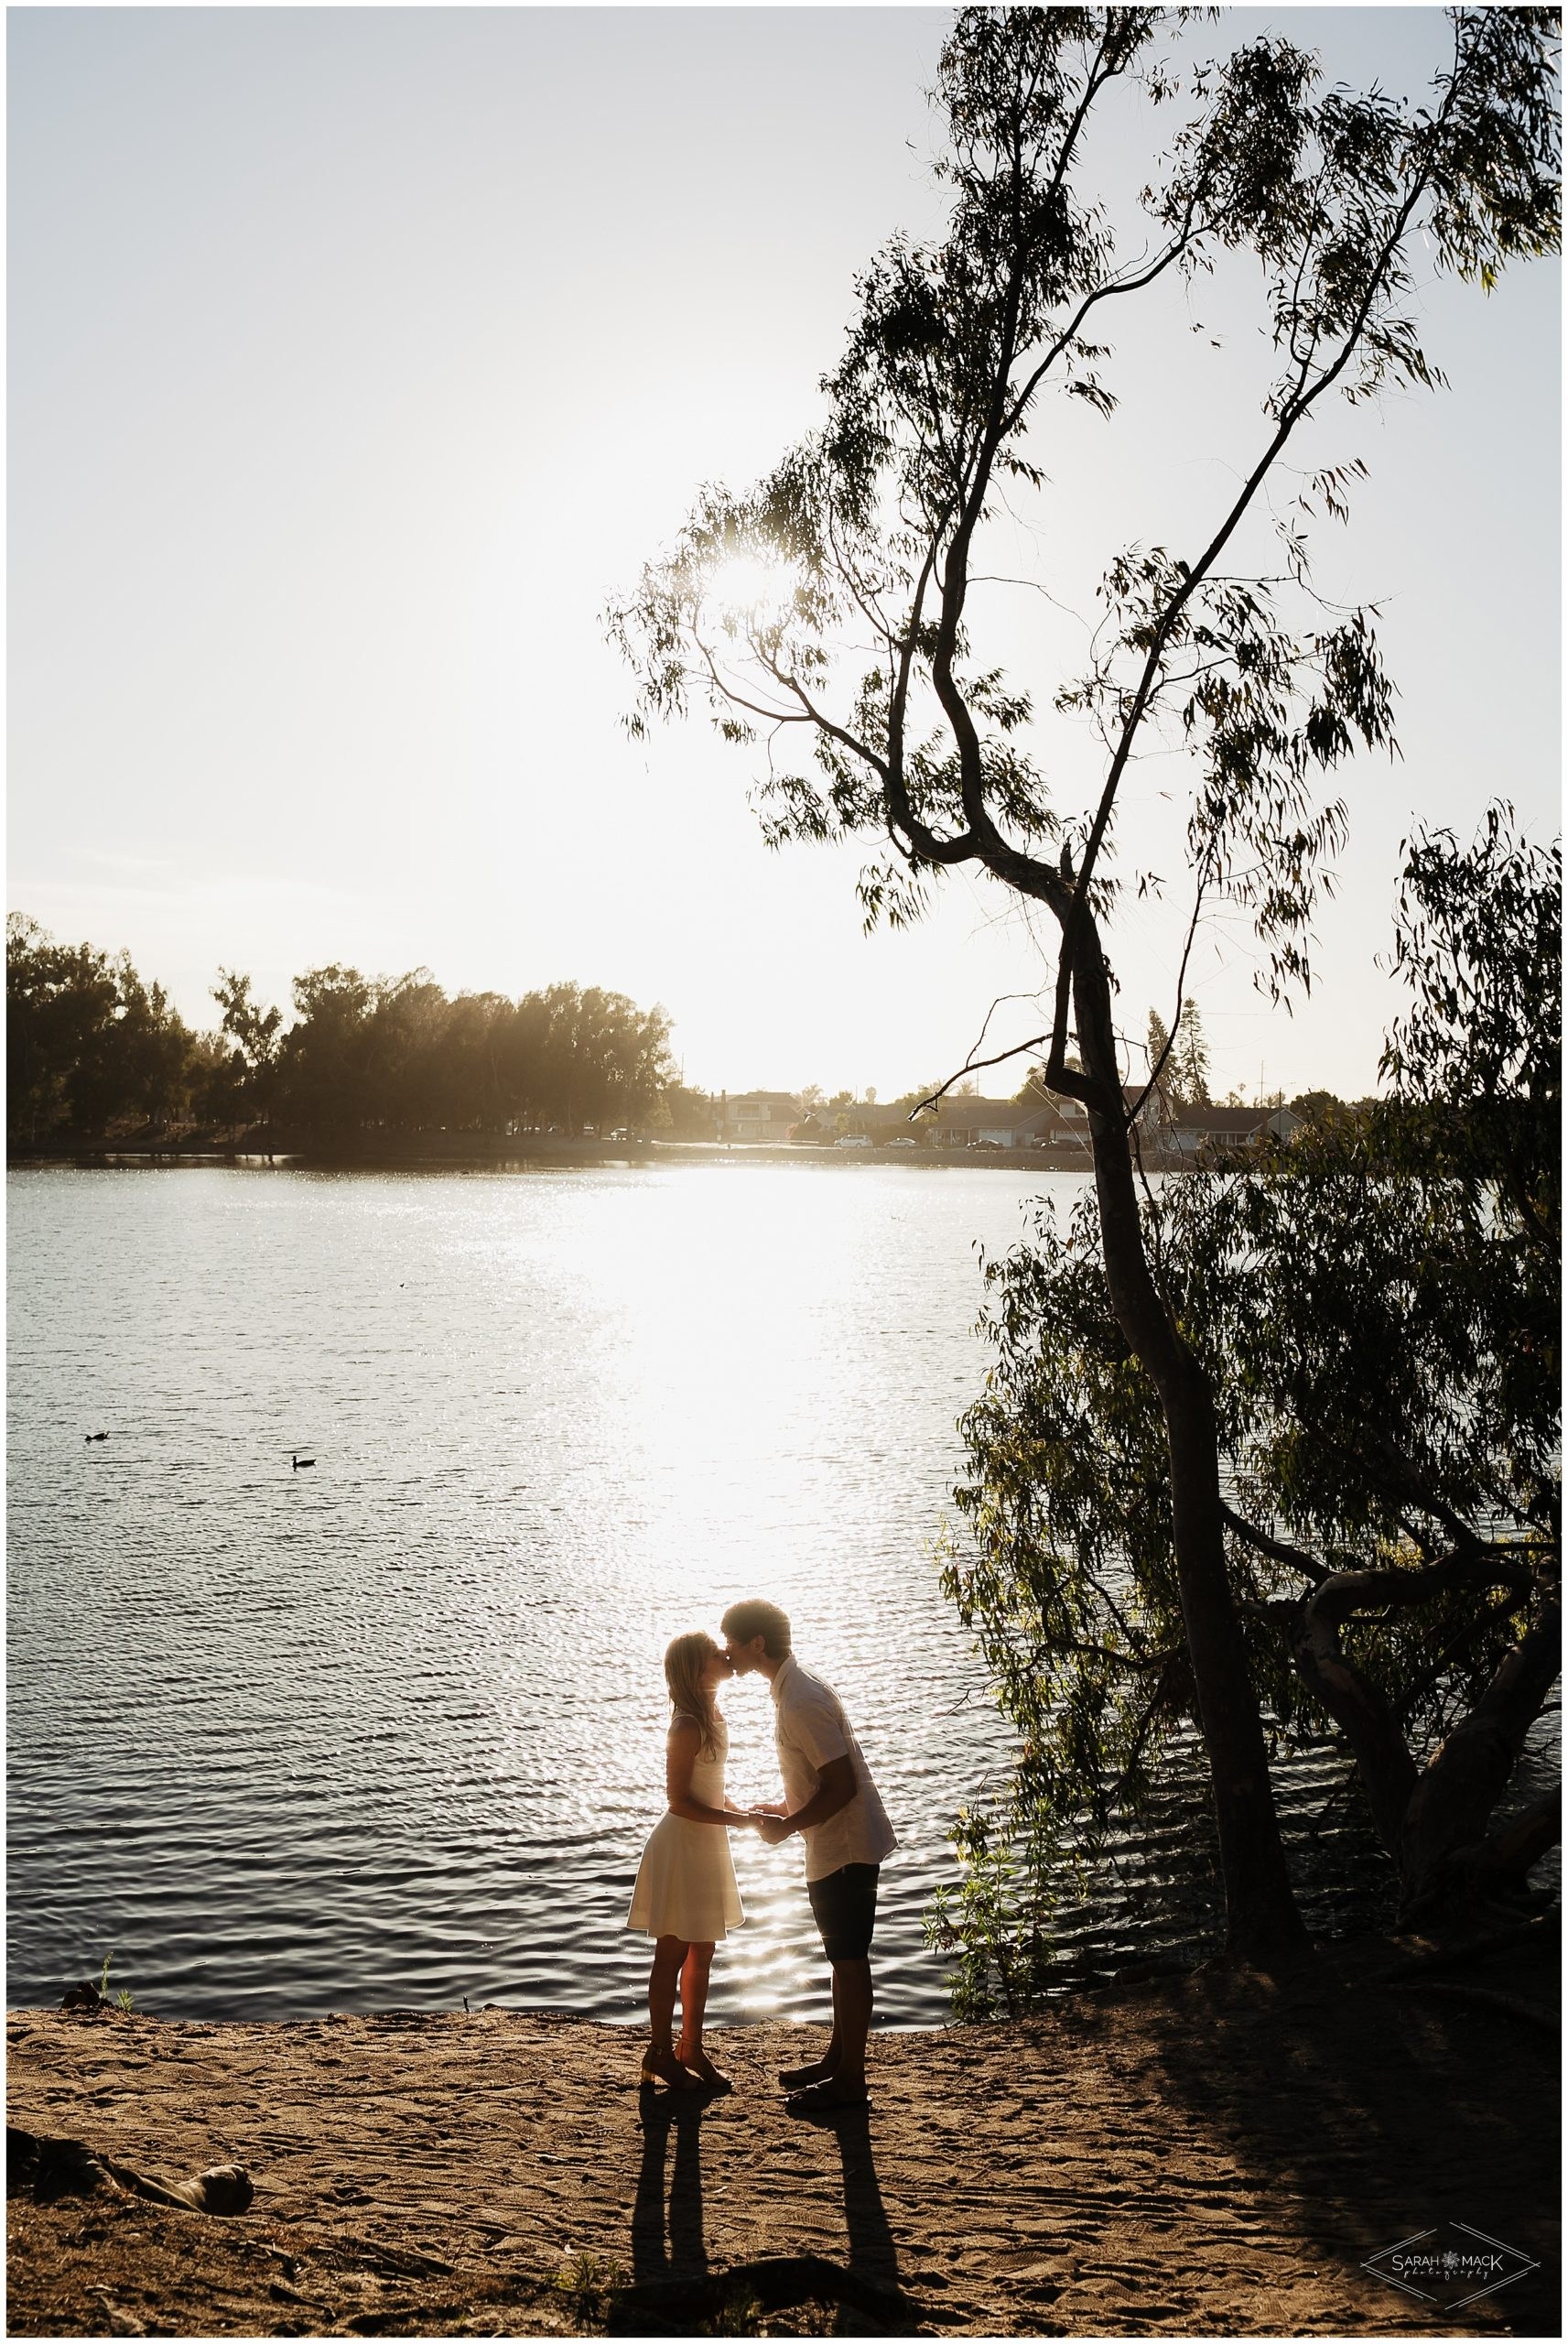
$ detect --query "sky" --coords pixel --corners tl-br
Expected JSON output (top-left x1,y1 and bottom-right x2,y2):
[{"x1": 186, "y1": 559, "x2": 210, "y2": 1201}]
[{"x1": 8, "y1": 4, "x2": 1560, "y2": 1104}]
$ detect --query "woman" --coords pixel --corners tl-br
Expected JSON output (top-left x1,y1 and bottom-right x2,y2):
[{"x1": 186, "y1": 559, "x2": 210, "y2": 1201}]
[{"x1": 628, "y1": 1629, "x2": 760, "y2": 2089}]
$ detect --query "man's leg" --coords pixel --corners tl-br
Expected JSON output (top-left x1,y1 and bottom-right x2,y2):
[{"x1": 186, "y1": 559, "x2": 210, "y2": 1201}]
[
  {"x1": 829, "y1": 1955, "x2": 872, "y2": 2086},
  {"x1": 784, "y1": 1867, "x2": 878, "y2": 2108},
  {"x1": 779, "y1": 1876, "x2": 844, "y2": 2089},
  {"x1": 779, "y1": 1990, "x2": 839, "y2": 2090}
]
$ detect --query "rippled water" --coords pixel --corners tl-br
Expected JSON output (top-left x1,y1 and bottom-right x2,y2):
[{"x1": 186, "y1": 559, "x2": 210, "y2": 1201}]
[
  {"x1": 8, "y1": 1159, "x2": 1054, "y2": 2025},
  {"x1": 12, "y1": 1161, "x2": 1545, "y2": 2030}
]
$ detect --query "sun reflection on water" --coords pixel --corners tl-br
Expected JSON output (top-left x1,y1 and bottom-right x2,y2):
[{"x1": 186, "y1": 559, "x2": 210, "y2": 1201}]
[{"x1": 8, "y1": 1160, "x2": 1076, "y2": 2023}]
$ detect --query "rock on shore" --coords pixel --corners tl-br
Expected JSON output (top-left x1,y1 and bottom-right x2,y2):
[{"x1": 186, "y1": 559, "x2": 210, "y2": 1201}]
[{"x1": 6, "y1": 1942, "x2": 1559, "y2": 2337}]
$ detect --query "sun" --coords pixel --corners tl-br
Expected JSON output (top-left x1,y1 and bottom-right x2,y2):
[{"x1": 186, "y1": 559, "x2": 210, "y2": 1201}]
[{"x1": 702, "y1": 552, "x2": 796, "y2": 630}]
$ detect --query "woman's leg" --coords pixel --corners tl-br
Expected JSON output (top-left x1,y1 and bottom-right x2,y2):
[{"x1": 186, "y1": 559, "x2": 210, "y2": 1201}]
[
  {"x1": 676, "y1": 1943, "x2": 729, "y2": 2086},
  {"x1": 676, "y1": 1943, "x2": 713, "y2": 2056},
  {"x1": 643, "y1": 1937, "x2": 700, "y2": 2086}
]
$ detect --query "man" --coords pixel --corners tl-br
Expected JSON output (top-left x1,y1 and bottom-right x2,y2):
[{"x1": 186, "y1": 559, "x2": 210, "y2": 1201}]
[{"x1": 720, "y1": 1598, "x2": 896, "y2": 2114}]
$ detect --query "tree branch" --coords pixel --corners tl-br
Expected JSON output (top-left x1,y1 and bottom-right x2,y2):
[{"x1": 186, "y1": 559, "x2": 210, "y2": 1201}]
[
  {"x1": 1128, "y1": 865, "x2": 1210, "y2": 1127},
  {"x1": 912, "y1": 1037, "x2": 1051, "y2": 1118},
  {"x1": 1363, "y1": 1434, "x2": 1490, "y2": 1550},
  {"x1": 1310, "y1": 1549, "x2": 1541, "y2": 1622},
  {"x1": 1220, "y1": 1503, "x2": 1330, "y2": 1587},
  {"x1": 1291, "y1": 1599, "x2": 1421, "y2": 1860},
  {"x1": 1478, "y1": 1785, "x2": 1562, "y2": 1888},
  {"x1": 1042, "y1": 87, "x2": 1462, "y2": 1092}
]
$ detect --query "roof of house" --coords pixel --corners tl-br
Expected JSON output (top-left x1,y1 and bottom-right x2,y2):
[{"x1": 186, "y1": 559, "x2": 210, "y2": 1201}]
[
  {"x1": 932, "y1": 1096, "x2": 1044, "y2": 1131},
  {"x1": 710, "y1": 1087, "x2": 1303, "y2": 1137},
  {"x1": 1162, "y1": 1105, "x2": 1303, "y2": 1140}
]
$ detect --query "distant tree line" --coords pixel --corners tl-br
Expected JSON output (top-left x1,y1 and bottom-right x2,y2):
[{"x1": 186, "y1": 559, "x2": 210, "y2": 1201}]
[
  {"x1": 6, "y1": 908, "x2": 1411, "y2": 1155},
  {"x1": 6, "y1": 916, "x2": 676, "y2": 1146}
]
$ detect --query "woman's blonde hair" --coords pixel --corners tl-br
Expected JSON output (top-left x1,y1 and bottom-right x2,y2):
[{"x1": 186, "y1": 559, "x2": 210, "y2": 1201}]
[{"x1": 664, "y1": 1630, "x2": 720, "y2": 1758}]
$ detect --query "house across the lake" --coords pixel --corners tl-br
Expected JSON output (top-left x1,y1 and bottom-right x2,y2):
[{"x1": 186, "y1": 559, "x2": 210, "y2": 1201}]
[
  {"x1": 903, "y1": 1091, "x2": 1300, "y2": 1156},
  {"x1": 719, "y1": 1091, "x2": 801, "y2": 1143},
  {"x1": 918, "y1": 1089, "x2": 1171, "y2": 1150},
  {"x1": 925, "y1": 1095, "x2": 1081, "y2": 1149},
  {"x1": 1153, "y1": 1104, "x2": 1303, "y2": 1157},
  {"x1": 706, "y1": 1086, "x2": 1303, "y2": 1156}
]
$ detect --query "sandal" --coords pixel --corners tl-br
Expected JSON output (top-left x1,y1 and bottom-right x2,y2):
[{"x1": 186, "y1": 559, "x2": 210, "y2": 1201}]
[
  {"x1": 678, "y1": 2050, "x2": 733, "y2": 2093},
  {"x1": 640, "y1": 2048, "x2": 703, "y2": 2091}
]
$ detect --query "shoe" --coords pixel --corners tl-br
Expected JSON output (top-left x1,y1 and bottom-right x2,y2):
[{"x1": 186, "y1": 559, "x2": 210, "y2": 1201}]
[
  {"x1": 778, "y1": 2060, "x2": 837, "y2": 2091},
  {"x1": 784, "y1": 2078, "x2": 870, "y2": 2118}
]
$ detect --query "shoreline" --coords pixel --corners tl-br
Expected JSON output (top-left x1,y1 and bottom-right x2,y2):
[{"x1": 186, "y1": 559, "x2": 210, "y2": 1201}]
[
  {"x1": 8, "y1": 1930, "x2": 1558, "y2": 2337},
  {"x1": 10, "y1": 1137, "x2": 1114, "y2": 1173}
]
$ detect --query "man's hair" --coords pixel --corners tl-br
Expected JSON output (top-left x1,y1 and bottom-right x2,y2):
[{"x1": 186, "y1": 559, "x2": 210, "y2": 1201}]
[{"x1": 720, "y1": 1599, "x2": 791, "y2": 1660}]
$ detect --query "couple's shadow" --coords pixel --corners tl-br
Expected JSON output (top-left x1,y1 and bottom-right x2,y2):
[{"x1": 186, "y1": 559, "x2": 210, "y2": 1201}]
[
  {"x1": 633, "y1": 2085, "x2": 711, "y2": 2280},
  {"x1": 631, "y1": 2084, "x2": 898, "y2": 2292}
]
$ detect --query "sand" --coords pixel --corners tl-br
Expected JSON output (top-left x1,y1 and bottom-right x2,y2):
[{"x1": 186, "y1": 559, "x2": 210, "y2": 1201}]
[{"x1": 5, "y1": 1934, "x2": 1559, "y2": 2339}]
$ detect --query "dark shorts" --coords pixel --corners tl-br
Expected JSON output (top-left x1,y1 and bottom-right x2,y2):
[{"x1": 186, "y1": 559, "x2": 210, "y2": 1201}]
[{"x1": 806, "y1": 1862, "x2": 881, "y2": 1963}]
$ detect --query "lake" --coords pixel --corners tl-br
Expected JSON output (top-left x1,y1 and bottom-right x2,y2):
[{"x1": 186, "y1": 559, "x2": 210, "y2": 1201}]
[{"x1": 9, "y1": 1158, "x2": 1076, "y2": 2026}]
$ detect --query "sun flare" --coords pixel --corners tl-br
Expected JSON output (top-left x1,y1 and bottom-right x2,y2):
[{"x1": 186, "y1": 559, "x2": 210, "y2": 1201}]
[{"x1": 703, "y1": 552, "x2": 796, "y2": 627}]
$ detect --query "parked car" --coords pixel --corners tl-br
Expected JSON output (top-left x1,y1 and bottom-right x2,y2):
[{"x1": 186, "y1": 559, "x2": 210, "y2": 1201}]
[
  {"x1": 886, "y1": 1135, "x2": 916, "y2": 1149},
  {"x1": 836, "y1": 1133, "x2": 872, "y2": 1148}
]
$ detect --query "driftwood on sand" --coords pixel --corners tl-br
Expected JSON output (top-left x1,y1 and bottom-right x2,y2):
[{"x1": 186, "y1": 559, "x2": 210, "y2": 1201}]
[{"x1": 7, "y1": 2124, "x2": 254, "y2": 2217}]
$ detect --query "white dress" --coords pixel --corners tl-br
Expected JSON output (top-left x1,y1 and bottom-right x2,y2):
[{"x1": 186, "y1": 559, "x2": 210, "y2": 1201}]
[{"x1": 626, "y1": 1712, "x2": 745, "y2": 1944}]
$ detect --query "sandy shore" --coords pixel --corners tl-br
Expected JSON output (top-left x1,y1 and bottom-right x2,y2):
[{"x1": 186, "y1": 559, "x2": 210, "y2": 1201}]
[{"x1": 6, "y1": 1936, "x2": 1559, "y2": 2338}]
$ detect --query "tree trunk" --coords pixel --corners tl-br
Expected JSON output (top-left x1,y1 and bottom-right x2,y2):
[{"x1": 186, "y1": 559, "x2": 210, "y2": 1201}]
[
  {"x1": 1476, "y1": 1787, "x2": 1561, "y2": 1887},
  {"x1": 1070, "y1": 913, "x2": 1308, "y2": 1966},
  {"x1": 1398, "y1": 1602, "x2": 1561, "y2": 1921},
  {"x1": 1291, "y1": 1582, "x2": 1421, "y2": 1859}
]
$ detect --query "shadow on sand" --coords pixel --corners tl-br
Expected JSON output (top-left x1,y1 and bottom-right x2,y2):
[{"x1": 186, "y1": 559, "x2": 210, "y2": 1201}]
[
  {"x1": 832, "y1": 2104, "x2": 901, "y2": 2292},
  {"x1": 631, "y1": 2088, "x2": 710, "y2": 2284},
  {"x1": 622, "y1": 2082, "x2": 914, "y2": 2334},
  {"x1": 1118, "y1": 1939, "x2": 1561, "y2": 2335}
]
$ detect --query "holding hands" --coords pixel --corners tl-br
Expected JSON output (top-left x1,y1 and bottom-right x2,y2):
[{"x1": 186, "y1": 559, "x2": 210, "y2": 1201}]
[{"x1": 738, "y1": 1800, "x2": 792, "y2": 1843}]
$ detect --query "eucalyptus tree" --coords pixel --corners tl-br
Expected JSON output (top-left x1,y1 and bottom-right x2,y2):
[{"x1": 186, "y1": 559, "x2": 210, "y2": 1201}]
[
  {"x1": 945, "y1": 815, "x2": 1558, "y2": 2006},
  {"x1": 7, "y1": 915, "x2": 121, "y2": 1142},
  {"x1": 278, "y1": 964, "x2": 377, "y2": 1134},
  {"x1": 434, "y1": 991, "x2": 516, "y2": 1132},
  {"x1": 110, "y1": 956, "x2": 196, "y2": 1128},
  {"x1": 362, "y1": 971, "x2": 449, "y2": 1131},
  {"x1": 212, "y1": 968, "x2": 284, "y2": 1128},
  {"x1": 611, "y1": 7, "x2": 1560, "y2": 1963},
  {"x1": 7, "y1": 916, "x2": 200, "y2": 1140}
]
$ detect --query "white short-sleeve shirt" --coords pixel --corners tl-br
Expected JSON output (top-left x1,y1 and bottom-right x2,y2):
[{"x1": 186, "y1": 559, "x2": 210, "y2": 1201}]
[{"x1": 771, "y1": 1655, "x2": 897, "y2": 1883}]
